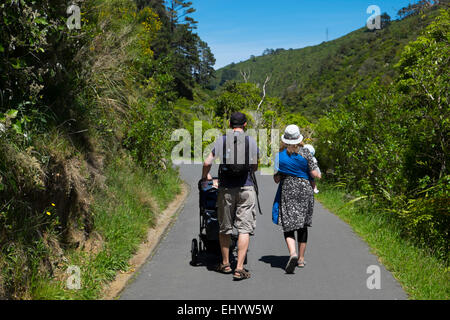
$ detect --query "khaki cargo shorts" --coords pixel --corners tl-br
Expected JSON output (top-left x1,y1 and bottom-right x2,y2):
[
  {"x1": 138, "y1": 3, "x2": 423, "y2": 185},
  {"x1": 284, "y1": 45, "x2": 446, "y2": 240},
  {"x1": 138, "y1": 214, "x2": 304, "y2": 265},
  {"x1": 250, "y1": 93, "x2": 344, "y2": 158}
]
[{"x1": 217, "y1": 186, "x2": 257, "y2": 235}]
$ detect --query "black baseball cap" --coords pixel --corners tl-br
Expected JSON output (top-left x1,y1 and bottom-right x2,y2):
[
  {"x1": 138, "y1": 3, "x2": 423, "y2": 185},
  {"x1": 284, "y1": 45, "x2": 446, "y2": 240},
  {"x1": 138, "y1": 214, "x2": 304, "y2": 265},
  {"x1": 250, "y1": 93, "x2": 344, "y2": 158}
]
[{"x1": 230, "y1": 112, "x2": 247, "y2": 127}]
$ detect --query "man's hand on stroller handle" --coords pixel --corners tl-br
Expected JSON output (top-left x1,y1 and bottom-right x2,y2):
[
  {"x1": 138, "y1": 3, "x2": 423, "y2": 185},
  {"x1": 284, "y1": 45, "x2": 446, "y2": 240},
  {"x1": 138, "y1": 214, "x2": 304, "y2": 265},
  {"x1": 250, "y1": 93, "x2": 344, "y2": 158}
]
[{"x1": 202, "y1": 152, "x2": 215, "y2": 188}]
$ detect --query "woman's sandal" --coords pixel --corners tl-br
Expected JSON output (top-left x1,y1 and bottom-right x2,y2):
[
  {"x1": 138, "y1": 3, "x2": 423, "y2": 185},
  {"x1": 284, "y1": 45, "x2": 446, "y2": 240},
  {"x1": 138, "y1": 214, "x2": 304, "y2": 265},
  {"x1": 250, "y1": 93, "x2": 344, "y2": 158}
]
[
  {"x1": 233, "y1": 268, "x2": 251, "y2": 281},
  {"x1": 298, "y1": 260, "x2": 306, "y2": 268},
  {"x1": 285, "y1": 255, "x2": 298, "y2": 274},
  {"x1": 216, "y1": 263, "x2": 233, "y2": 274}
]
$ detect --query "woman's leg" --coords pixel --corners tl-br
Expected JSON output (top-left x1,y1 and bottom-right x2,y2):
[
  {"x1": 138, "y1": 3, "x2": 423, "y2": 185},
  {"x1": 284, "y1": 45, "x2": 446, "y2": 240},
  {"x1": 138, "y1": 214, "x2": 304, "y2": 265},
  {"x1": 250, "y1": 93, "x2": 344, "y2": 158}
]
[
  {"x1": 298, "y1": 243, "x2": 307, "y2": 262},
  {"x1": 284, "y1": 231, "x2": 299, "y2": 273},
  {"x1": 297, "y1": 228, "x2": 308, "y2": 265},
  {"x1": 284, "y1": 231, "x2": 297, "y2": 257}
]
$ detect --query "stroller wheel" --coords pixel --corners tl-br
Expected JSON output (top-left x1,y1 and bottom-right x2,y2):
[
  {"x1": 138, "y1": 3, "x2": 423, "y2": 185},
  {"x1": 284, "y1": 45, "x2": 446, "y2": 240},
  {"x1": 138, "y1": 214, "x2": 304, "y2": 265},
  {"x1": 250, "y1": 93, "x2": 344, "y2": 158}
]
[{"x1": 191, "y1": 239, "x2": 199, "y2": 266}]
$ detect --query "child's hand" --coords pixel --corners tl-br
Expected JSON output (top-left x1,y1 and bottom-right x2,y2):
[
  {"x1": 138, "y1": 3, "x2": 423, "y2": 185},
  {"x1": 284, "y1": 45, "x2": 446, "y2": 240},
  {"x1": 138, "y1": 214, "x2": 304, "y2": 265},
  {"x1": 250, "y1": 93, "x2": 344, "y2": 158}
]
[{"x1": 200, "y1": 179, "x2": 208, "y2": 189}]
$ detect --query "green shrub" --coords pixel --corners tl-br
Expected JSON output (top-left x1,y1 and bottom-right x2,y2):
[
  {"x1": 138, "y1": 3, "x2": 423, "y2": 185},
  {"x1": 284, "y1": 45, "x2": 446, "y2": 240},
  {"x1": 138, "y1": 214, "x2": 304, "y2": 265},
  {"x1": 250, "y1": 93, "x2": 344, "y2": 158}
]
[
  {"x1": 315, "y1": 10, "x2": 449, "y2": 257},
  {"x1": 125, "y1": 99, "x2": 175, "y2": 176}
]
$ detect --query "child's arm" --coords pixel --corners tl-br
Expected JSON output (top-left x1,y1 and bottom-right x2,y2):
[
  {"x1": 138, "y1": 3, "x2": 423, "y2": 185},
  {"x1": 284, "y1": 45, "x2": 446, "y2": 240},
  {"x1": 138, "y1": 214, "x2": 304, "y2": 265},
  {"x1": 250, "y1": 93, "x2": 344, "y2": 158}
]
[{"x1": 274, "y1": 173, "x2": 283, "y2": 184}]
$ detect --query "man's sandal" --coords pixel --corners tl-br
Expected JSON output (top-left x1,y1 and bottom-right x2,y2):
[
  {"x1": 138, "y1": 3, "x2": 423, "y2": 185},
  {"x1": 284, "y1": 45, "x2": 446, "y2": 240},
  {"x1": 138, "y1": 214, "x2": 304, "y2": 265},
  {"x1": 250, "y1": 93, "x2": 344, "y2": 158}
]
[
  {"x1": 233, "y1": 269, "x2": 251, "y2": 281},
  {"x1": 216, "y1": 263, "x2": 233, "y2": 274}
]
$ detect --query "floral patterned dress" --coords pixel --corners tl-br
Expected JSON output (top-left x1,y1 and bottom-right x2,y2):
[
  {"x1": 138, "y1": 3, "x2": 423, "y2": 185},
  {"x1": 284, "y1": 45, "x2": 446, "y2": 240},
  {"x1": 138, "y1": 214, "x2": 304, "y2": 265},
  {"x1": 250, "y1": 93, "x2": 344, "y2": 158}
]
[{"x1": 279, "y1": 148, "x2": 318, "y2": 232}]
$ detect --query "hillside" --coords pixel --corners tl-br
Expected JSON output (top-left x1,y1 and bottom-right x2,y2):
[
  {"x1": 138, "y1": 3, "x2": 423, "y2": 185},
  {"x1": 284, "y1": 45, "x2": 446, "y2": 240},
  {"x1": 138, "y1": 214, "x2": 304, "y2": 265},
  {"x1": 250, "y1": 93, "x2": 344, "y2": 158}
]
[{"x1": 211, "y1": 6, "x2": 442, "y2": 119}]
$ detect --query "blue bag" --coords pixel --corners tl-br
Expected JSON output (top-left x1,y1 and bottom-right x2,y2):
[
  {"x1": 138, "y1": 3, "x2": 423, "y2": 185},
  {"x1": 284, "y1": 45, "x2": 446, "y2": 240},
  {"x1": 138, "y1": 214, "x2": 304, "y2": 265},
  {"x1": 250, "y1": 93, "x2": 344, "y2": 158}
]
[{"x1": 272, "y1": 184, "x2": 282, "y2": 225}]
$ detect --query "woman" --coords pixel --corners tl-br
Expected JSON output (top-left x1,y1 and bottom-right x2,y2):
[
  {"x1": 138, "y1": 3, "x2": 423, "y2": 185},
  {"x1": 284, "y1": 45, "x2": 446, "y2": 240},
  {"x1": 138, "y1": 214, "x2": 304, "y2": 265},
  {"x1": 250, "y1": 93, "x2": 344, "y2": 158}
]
[{"x1": 273, "y1": 125, "x2": 321, "y2": 274}]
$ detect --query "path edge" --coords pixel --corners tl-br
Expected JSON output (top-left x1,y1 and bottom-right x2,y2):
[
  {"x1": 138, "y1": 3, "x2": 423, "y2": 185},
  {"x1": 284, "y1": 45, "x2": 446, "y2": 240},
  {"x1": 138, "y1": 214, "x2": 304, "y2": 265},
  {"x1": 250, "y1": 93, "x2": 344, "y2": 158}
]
[
  {"x1": 101, "y1": 182, "x2": 190, "y2": 300},
  {"x1": 315, "y1": 199, "x2": 409, "y2": 299}
]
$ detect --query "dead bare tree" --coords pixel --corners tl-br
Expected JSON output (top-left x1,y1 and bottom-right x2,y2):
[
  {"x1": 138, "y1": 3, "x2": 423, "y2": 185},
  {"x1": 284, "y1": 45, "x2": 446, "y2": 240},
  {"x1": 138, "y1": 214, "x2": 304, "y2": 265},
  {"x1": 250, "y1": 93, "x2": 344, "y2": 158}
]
[
  {"x1": 251, "y1": 74, "x2": 271, "y2": 128},
  {"x1": 257, "y1": 75, "x2": 271, "y2": 112},
  {"x1": 240, "y1": 69, "x2": 251, "y2": 83}
]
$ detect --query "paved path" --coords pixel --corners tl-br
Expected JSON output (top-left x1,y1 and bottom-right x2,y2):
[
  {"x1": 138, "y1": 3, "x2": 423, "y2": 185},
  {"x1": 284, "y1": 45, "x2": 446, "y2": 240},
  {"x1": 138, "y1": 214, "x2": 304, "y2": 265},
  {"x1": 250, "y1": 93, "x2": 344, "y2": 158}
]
[{"x1": 120, "y1": 164, "x2": 407, "y2": 300}]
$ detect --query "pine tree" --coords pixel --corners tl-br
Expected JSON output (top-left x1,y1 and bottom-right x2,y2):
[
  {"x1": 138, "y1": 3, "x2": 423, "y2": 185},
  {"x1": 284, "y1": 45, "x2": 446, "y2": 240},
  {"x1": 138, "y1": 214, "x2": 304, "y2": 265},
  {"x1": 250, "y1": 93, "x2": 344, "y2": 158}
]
[{"x1": 167, "y1": 0, "x2": 198, "y2": 32}]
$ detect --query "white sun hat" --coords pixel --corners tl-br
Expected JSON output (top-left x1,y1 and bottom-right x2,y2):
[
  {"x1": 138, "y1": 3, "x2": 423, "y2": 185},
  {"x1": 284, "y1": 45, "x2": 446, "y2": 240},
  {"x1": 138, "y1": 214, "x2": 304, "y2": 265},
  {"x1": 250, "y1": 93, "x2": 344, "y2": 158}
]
[
  {"x1": 281, "y1": 124, "x2": 304, "y2": 145},
  {"x1": 304, "y1": 144, "x2": 316, "y2": 156}
]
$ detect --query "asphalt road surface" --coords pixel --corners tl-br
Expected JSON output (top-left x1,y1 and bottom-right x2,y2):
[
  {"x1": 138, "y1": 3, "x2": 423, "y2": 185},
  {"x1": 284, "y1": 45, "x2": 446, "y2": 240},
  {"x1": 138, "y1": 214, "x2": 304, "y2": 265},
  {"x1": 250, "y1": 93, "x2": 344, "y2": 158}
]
[{"x1": 120, "y1": 164, "x2": 407, "y2": 300}]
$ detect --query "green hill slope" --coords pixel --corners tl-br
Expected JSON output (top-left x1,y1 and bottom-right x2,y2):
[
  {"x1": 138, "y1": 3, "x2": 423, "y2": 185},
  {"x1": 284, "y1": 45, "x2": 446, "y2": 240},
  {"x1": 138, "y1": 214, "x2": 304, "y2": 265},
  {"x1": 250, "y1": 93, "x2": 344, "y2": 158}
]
[{"x1": 211, "y1": 7, "x2": 442, "y2": 120}]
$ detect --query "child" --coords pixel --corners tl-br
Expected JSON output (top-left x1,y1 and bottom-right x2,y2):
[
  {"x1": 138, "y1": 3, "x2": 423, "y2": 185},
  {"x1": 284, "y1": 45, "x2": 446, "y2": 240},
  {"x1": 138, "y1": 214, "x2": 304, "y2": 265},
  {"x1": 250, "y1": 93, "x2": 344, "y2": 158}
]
[
  {"x1": 304, "y1": 144, "x2": 321, "y2": 194},
  {"x1": 202, "y1": 173, "x2": 219, "y2": 189}
]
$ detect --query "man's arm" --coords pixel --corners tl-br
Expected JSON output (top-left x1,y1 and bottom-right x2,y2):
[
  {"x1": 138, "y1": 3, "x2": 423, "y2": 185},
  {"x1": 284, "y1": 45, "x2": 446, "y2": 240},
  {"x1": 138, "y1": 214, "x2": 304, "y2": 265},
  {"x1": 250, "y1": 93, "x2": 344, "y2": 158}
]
[{"x1": 202, "y1": 151, "x2": 215, "y2": 180}]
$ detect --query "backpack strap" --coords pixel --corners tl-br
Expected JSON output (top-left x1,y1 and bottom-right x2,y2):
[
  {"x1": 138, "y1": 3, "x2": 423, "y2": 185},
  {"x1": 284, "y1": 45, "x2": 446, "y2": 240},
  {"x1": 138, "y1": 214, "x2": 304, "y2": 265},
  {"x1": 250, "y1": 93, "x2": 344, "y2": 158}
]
[
  {"x1": 237, "y1": 135, "x2": 250, "y2": 166},
  {"x1": 223, "y1": 134, "x2": 250, "y2": 165},
  {"x1": 251, "y1": 170, "x2": 263, "y2": 215},
  {"x1": 245, "y1": 135, "x2": 250, "y2": 165},
  {"x1": 223, "y1": 135, "x2": 227, "y2": 165}
]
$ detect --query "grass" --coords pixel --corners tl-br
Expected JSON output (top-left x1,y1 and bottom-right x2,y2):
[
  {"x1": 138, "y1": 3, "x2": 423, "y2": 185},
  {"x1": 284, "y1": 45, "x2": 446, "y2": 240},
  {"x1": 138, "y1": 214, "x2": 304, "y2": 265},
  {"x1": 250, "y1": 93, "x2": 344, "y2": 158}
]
[
  {"x1": 316, "y1": 182, "x2": 449, "y2": 300},
  {"x1": 31, "y1": 155, "x2": 181, "y2": 300}
]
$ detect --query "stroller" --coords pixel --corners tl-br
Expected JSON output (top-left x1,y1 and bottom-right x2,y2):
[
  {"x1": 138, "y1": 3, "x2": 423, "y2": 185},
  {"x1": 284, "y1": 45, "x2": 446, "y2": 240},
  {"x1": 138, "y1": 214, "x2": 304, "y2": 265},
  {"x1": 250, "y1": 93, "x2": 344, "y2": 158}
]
[{"x1": 190, "y1": 178, "x2": 246, "y2": 266}]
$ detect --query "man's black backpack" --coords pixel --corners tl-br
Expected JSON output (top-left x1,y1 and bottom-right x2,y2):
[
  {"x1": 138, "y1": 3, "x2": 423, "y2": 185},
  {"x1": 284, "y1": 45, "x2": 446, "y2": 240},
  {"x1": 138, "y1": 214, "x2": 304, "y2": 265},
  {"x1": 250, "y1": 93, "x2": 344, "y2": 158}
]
[
  {"x1": 220, "y1": 134, "x2": 251, "y2": 179},
  {"x1": 218, "y1": 134, "x2": 263, "y2": 215}
]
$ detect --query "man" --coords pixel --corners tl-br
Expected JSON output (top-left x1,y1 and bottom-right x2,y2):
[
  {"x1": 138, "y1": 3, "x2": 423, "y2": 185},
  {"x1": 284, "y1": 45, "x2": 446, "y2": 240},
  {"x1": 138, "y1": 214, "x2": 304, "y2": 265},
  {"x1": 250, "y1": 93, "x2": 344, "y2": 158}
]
[{"x1": 201, "y1": 112, "x2": 259, "y2": 281}]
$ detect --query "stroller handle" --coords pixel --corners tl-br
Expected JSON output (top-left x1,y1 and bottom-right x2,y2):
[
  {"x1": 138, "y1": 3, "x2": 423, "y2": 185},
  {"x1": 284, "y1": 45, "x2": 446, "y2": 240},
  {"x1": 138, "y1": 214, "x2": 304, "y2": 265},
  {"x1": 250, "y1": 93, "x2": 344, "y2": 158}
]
[{"x1": 198, "y1": 177, "x2": 219, "y2": 191}]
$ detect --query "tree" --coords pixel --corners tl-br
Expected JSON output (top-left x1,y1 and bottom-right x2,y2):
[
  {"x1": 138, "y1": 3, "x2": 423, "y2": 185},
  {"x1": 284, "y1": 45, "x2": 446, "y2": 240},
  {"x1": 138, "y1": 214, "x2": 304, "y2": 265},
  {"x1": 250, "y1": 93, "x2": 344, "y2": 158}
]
[
  {"x1": 397, "y1": 1, "x2": 439, "y2": 19},
  {"x1": 194, "y1": 39, "x2": 216, "y2": 87},
  {"x1": 240, "y1": 69, "x2": 251, "y2": 83},
  {"x1": 262, "y1": 48, "x2": 275, "y2": 56},
  {"x1": 136, "y1": 1, "x2": 214, "y2": 98},
  {"x1": 135, "y1": 0, "x2": 164, "y2": 10},
  {"x1": 381, "y1": 12, "x2": 391, "y2": 28},
  {"x1": 213, "y1": 81, "x2": 261, "y2": 125},
  {"x1": 395, "y1": 9, "x2": 449, "y2": 182},
  {"x1": 167, "y1": 0, "x2": 198, "y2": 32},
  {"x1": 220, "y1": 69, "x2": 238, "y2": 86}
]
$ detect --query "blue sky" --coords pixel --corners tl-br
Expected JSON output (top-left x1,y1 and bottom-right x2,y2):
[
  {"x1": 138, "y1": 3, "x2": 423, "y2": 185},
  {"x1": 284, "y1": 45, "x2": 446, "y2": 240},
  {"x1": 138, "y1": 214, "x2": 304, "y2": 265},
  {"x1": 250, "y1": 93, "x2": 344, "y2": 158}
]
[{"x1": 190, "y1": 0, "x2": 414, "y2": 69}]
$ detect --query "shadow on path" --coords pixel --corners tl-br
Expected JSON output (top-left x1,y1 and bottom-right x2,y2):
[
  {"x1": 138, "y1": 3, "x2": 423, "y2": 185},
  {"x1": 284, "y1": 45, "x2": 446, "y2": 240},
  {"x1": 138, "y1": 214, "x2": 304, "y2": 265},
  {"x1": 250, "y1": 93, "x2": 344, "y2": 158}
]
[{"x1": 259, "y1": 255, "x2": 290, "y2": 270}]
